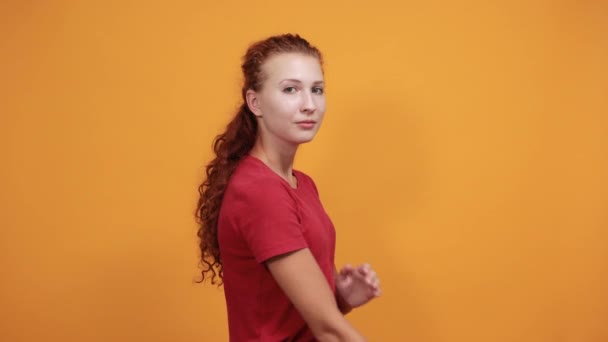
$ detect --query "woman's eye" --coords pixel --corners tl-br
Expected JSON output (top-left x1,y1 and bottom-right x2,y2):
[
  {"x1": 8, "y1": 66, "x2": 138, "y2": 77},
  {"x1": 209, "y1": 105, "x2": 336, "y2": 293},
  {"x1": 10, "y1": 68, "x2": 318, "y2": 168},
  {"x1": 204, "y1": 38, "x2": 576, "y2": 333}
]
[
  {"x1": 283, "y1": 87, "x2": 297, "y2": 93},
  {"x1": 312, "y1": 87, "x2": 324, "y2": 94}
]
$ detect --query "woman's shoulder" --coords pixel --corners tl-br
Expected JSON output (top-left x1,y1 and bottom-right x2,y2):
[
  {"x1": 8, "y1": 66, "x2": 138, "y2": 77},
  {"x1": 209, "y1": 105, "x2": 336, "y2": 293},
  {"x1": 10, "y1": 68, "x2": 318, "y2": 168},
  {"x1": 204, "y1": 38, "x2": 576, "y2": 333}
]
[
  {"x1": 227, "y1": 155, "x2": 318, "y2": 197},
  {"x1": 227, "y1": 156, "x2": 287, "y2": 194}
]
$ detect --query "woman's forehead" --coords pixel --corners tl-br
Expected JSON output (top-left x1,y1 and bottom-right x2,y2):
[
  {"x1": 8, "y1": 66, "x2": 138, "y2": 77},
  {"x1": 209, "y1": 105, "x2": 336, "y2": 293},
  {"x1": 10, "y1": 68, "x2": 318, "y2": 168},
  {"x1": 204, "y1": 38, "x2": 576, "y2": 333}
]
[{"x1": 262, "y1": 53, "x2": 323, "y2": 82}]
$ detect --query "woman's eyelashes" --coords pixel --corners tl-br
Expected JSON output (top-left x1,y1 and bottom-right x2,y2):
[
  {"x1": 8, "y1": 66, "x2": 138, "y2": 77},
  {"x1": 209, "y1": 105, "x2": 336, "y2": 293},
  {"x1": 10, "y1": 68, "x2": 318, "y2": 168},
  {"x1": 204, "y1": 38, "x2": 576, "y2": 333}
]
[{"x1": 282, "y1": 86, "x2": 324, "y2": 94}]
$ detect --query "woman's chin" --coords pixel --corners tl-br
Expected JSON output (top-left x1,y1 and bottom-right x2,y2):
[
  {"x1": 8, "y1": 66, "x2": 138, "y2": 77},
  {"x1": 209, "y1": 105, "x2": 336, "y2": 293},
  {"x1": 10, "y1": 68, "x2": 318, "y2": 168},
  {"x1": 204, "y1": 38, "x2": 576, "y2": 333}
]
[{"x1": 292, "y1": 134, "x2": 317, "y2": 145}]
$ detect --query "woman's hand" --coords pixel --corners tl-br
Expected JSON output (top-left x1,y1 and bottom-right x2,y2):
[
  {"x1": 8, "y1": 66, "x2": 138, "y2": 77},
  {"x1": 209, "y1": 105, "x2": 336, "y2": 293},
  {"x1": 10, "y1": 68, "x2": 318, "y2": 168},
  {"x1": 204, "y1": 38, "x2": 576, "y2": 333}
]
[{"x1": 335, "y1": 263, "x2": 381, "y2": 310}]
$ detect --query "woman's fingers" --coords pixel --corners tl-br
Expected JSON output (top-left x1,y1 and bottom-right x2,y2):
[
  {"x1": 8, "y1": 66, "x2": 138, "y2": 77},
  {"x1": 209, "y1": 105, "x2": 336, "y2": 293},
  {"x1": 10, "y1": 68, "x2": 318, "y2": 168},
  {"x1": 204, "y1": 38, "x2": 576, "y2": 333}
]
[
  {"x1": 340, "y1": 264, "x2": 354, "y2": 275},
  {"x1": 342, "y1": 264, "x2": 382, "y2": 296}
]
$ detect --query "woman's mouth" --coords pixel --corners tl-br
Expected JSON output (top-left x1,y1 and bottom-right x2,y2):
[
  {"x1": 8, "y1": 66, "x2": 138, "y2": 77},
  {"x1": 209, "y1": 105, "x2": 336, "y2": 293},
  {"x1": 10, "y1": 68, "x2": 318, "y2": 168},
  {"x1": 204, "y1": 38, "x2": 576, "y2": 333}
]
[{"x1": 296, "y1": 121, "x2": 316, "y2": 129}]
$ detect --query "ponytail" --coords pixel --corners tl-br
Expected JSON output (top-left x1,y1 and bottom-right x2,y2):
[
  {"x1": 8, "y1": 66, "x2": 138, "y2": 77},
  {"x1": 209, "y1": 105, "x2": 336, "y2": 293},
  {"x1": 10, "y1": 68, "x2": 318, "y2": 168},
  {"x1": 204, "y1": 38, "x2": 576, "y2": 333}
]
[{"x1": 195, "y1": 104, "x2": 257, "y2": 284}]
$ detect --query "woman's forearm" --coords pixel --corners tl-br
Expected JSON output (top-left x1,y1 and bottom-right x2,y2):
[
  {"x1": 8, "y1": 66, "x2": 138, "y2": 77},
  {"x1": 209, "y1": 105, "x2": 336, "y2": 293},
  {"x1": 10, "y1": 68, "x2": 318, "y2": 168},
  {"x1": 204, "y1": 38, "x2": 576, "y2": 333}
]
[{"x1": 313, "y1": 317, "x2": 366, "y2": 342}]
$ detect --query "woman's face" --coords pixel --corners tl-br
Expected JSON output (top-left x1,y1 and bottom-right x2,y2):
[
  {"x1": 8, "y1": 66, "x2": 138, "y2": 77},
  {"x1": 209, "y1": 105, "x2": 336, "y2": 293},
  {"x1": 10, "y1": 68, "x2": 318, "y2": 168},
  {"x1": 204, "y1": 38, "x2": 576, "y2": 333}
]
[{"x1": 247, "y1": 53, "x2": 326, "y2": 147}]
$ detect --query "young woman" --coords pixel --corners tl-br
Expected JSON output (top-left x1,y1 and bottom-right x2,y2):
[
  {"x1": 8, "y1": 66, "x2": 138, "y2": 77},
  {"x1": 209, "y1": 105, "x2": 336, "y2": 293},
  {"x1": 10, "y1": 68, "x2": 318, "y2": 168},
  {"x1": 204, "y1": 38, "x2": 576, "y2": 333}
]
[{"x1": 196, "y1": 33, "x2": 381, "y2": 342}]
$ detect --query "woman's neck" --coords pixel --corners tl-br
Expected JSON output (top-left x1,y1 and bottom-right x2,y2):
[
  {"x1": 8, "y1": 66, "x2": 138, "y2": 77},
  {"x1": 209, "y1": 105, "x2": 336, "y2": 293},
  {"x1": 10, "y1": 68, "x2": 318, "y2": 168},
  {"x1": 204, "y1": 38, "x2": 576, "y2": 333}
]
[{"x1": 249, "y1": 138, "x2": 298, "y2": 186}]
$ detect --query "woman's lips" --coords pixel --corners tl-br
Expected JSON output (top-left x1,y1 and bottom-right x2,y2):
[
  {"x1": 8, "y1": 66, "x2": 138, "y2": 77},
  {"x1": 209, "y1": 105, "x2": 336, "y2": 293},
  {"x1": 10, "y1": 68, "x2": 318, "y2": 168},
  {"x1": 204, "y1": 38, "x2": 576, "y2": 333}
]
[{"x1": 296, "y1": 120, "x2": 316, "y2": 129}]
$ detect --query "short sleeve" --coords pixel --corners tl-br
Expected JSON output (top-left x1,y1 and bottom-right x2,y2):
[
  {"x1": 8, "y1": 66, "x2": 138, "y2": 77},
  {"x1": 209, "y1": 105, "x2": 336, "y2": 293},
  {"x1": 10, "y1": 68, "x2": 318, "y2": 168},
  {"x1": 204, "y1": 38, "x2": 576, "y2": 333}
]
[{"x1": 234, "y1": 179, "x2": 308, "y2": 263}]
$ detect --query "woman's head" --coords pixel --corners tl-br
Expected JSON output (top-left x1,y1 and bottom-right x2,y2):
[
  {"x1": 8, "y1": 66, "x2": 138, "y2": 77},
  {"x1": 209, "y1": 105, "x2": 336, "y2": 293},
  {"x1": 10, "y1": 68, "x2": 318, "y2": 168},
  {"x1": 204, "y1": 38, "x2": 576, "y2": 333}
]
[
  {"x1": 196, "y1": 34, "x2": 324, "y2": 285},
  {"x1": 243, "y1": 34, "x2": 326, "y2": 147},
  {"x1": 247, "y1": 52, "x2": 326, "y2": 147}
]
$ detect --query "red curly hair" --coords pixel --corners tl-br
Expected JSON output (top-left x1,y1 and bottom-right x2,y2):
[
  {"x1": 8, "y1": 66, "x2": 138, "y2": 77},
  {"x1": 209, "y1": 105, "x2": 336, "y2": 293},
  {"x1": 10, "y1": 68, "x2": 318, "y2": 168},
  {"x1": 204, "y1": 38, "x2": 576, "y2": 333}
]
[{"x1": 196, "y1": 34, "x2": 323, "y2": 285}]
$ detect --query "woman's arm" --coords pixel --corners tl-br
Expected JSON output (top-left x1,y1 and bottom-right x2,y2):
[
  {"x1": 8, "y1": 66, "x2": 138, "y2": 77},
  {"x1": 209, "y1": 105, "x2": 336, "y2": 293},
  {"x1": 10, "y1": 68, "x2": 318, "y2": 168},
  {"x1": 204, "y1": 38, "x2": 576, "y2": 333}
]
[{"x1": 266, "y1": 249, "x2": 366, "y2": 342}]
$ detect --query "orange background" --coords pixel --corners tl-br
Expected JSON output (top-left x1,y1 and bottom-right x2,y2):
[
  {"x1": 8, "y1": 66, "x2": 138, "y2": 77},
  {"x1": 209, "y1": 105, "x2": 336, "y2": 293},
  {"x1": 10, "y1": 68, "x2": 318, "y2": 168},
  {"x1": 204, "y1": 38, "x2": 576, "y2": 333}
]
[{"x1": 1, "y1": 1, "x2": 607, "y2": 341}]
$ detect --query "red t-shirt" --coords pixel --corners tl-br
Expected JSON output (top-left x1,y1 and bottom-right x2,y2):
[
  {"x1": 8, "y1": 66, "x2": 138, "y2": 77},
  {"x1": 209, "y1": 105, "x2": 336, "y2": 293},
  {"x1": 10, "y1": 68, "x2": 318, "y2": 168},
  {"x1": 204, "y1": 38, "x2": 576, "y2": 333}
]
[{"x1": 217, "y1": 155, "x2": 336, "y2": 341}]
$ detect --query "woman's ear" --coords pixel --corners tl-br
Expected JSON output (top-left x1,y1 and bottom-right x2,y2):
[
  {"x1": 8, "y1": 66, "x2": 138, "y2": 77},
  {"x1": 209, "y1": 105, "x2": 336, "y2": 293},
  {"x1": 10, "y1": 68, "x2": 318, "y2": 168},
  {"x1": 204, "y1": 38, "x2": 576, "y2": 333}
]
[{"x1": 245, "y1": 89, "x2": 263, "y2": 118}]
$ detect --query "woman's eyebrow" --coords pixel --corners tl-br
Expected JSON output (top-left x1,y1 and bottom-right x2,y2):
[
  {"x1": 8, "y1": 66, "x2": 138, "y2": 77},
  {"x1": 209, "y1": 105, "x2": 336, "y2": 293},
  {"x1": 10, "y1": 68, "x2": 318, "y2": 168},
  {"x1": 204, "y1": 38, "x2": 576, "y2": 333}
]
[{"x1": 279, "y1": 79, "x2": 325, "y2": 85}]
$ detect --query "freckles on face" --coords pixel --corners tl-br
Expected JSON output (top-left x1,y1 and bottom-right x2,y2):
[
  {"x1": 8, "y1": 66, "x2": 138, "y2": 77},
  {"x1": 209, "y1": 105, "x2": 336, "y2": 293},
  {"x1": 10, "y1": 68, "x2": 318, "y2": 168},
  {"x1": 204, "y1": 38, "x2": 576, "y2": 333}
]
[{"x1": 257, "y1": 53, "x2": 326, "y2": 144}]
